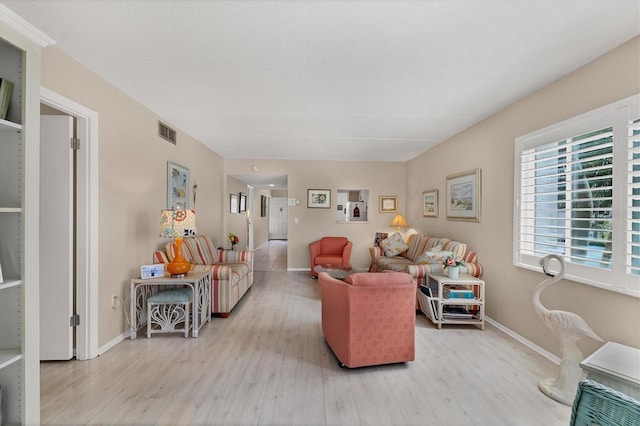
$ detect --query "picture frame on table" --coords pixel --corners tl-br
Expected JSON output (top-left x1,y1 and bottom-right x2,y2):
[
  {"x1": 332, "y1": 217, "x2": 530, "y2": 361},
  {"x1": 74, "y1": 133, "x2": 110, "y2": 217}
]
[
  {"x1": 379, "y1": 196, "x2": 398, "y2": 213},
  {"x1": 446, "y1": 168, "x2": 481, "y2": 222},
  {"x1": 422, "y1": 189, "x2": 438, "y2": 217},
  {"x1": 230, "y1": 193, "x2": 238, "y2": 213},
  {"x1": 239, "y1": 192, "x2": 247, "y2": 212},
  {"x1": 307, "y1": 189, "x2": 331, "y2": 208},
  {"x1": 167, "y1": 161, "x2": 189, "y2": 209}
]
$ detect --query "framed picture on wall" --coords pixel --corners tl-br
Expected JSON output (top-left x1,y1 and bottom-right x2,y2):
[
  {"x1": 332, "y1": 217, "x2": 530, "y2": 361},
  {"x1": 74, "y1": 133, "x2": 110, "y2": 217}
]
[
  {"x1": 167, "y1": 161, "x2": 189, "y2": 209},
  {"x1": 422, "y1": 189, "x2": 438, "y2": 217},
  {"x1": 307, "y1": 189, "x2": 331, "y2": 208},
  {"x1": 239, "y1": 192, "x2": 247, "y2": 212},
  {"x1": 260, "y1": 195, "x2": 267, "y2": 217},
  {"x1": 230, "y1": 194, "x2": 238, "y2": 213},
  {"x1": 446, "y1": 168, "x2": 481, "y2": 222},
  {"x1": 379, "y1": 196, "x2": 397, "y2": 213}
]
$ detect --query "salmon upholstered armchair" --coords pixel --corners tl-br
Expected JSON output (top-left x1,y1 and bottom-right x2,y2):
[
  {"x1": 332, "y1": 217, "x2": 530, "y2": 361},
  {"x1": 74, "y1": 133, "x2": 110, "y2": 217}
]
[
  {"x1": 309, "y1": 237, "x2": 353, "y2": 277},
  {"x1": 318, "y1": 271, "x2": 416, "y2": 368}
]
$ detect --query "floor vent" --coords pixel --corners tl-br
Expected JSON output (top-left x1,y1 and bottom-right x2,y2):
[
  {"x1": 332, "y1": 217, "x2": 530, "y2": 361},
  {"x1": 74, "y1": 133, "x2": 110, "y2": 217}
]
[{"x1": 158, "y1": 121, "x2": 177, "y2": 144}]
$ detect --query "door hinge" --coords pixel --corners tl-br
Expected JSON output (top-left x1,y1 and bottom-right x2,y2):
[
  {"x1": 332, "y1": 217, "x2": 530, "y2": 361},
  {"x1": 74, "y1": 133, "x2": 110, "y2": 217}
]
[
  {"x1": 70, "y1": 314, "x2": 80, "y2": 327},
  {"x1": 70, "y1": 138, "x2": 80, "y2": 150}
]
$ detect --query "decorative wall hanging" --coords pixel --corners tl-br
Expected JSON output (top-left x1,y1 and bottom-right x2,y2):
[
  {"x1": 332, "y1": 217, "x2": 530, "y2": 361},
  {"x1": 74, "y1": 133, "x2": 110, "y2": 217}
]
[
  {"x1": 422, "y1": 189, "x2": 438, "y2": 217},
  {"x1": 239, "y1": 192, "x2": 247, "y2": 212},
  {"x1": 167, "y1": 162, "x2": 189, "y2": 209},
  {"x1": 379, "y1": 196, "x2": 397, "y2": 213},
  {"x1": 230, "y1": 194, "x2": 238, "y2": 213},
  {"x1": 307, "y1": 189, "x2": 331, "y2": 208}
]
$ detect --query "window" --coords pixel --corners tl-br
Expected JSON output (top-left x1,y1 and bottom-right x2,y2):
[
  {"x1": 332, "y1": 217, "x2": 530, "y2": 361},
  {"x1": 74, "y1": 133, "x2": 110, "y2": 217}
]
[{"x1": 514, "y1": 95, "x2": 639, "y2": 297}]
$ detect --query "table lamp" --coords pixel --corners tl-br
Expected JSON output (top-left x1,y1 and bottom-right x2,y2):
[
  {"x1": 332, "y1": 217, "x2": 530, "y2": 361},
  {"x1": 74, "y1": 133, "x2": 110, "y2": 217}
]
[
  {"x1": 159, "y1": 208, "x2": 197, "y2": 277},
  {"x1": 390, "y1": 213, "x2": 409, "y2": 233}
]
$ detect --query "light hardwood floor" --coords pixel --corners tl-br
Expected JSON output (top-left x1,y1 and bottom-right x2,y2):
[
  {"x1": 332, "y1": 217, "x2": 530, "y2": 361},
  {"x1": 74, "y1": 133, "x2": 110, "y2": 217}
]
[{"x1": 41, "y1": 242, "x2": 571, "y2": 425}]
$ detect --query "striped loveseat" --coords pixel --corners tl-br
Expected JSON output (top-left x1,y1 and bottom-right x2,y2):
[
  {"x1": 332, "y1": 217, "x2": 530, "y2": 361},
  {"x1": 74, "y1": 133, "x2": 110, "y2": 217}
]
[
  {"x1": 369, "y1": 233, "x2": 483, "y2": 307},
  {"x1": 153, "y1": 235, "x2": 253, "y2": 317}
]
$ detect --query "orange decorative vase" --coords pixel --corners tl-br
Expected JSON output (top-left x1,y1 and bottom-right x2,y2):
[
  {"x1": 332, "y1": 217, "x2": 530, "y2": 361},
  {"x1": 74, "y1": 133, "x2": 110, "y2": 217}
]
[{"x1": 167, "y1": 237, "x2": 191, "y2": 276}]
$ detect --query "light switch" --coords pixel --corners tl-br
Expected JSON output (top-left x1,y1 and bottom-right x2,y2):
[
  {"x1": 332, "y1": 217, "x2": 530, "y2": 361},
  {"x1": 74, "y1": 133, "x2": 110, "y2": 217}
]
[{"x1": 294, "y1": 217, "x2": 299, "y2": 224}]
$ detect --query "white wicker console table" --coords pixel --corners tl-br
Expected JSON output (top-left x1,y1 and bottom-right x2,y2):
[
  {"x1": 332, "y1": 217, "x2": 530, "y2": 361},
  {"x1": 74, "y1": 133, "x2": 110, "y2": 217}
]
[{"x1": 130, "y1": 270, "x2": 211, "y2": 338}]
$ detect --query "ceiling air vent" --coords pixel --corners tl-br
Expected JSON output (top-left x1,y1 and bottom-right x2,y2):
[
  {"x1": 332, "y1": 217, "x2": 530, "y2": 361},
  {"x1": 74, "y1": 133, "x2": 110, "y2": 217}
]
[{"x1": 158, "y1": 121, "x2": 177, "y2": 144}]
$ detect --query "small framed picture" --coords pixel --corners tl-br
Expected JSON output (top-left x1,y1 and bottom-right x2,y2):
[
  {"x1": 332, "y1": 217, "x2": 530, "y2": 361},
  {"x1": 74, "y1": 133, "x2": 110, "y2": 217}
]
[
  {"x1": 379, "y1": 196, "x2": 398, "y2": 213},
  {"x1": 422, "y1": 189, "x2": 438, "y2": 217},
  {"x1": 230, "y1": 193, "x2": 238, "y2": 213},
  {"x1": 239, "y1": 192, "x2": 247, "y2": 212},
  {"x1": 307, "y1": 189, "x2": 331, "y2": 208},
  {"x1": 141, "y1": 264, "x2": 165, "y2": 279}
]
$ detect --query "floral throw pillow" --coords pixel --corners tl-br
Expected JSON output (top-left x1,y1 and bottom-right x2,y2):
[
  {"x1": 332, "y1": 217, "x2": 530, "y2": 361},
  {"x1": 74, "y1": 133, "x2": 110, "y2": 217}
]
[{"x1": 380, "y1": 232, "x2": 409, "y2": 257}]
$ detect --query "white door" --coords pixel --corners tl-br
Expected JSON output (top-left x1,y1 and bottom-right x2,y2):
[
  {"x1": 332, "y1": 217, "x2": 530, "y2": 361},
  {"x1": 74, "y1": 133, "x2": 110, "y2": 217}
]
[
  {"x1": 39, "y1": 115, "x2": 74, "y2": 360},
  {"x1": 269, "y1": 197, "x2": 288, "y2": 240}
]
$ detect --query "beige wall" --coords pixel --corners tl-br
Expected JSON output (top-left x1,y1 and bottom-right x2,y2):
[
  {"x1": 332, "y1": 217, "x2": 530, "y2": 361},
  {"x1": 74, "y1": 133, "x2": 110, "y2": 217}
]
[
  {"x1": 41, "y1": 47, "x2": 226, "y2": 347},
  {"x1": 406, "y1": 36, "x2": 640, "y2": 356},
  {"x1": 40, "y1": 34, "x2": 639, "y2": 356},
  {"x1": 225, "y1": 159, "x2": 407, "y2": 271}
]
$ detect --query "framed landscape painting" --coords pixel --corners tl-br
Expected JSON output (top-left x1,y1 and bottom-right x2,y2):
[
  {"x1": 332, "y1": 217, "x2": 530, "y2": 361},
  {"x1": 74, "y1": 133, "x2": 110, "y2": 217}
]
[
  {"x1": 446, "y1": 168, "x2": 481, "y2": 222},
  {"x1": 422, "y1": 189, "x2": 438, "y2": 217},
  {"x1": 307, "y1": 189, "x2": 331, "y2": 208}
]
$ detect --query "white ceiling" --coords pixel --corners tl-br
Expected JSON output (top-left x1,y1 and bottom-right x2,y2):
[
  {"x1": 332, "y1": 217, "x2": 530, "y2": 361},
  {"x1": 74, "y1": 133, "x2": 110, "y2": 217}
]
[{"x1": 3, "y1": 1, "x2": 639, "y2": 184}]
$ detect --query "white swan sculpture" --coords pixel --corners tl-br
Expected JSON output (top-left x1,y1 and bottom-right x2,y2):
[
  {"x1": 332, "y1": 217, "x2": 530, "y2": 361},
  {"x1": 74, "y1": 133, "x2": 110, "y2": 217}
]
[{"x1": 533, "y1": 254, "x2": 603, "y2": 405}]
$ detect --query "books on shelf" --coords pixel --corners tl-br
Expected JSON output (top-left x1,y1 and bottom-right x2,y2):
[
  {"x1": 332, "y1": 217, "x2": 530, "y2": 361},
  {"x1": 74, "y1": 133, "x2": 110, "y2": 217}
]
[
  {"x1": 443, "y1": 287, "x2": 475, "y2": 299},
  {"x1": 442, "y1": 306, "x2": 474, "y2": 319},
  {"x1": 0, "y1": 78, "x2": 14, "y2": 120}
]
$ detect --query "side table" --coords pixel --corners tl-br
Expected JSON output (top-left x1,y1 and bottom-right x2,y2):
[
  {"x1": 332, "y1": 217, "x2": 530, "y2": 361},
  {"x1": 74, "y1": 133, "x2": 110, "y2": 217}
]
[
  {"x1": 418, "y1": 273, "x2": 485, "y2": 330},
  {"x1": 130, "y1": 270, "x2": 211, "y2": 338},
  {"x1": 580, "y1": 341, "x2": 640, "y2": 400}
]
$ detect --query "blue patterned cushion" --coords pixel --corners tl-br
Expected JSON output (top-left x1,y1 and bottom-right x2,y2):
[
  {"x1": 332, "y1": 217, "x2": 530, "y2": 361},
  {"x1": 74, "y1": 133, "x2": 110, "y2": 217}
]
[{"x1": 380, "y1": 232, "x2": 409, "y2": 257}]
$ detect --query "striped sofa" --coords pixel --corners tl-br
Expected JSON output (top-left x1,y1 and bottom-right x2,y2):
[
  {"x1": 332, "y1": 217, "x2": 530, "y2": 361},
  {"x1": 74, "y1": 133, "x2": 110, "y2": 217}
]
[
  {"x1": 153, "y1": 235, "x2": 253, "y2": 317},
  {"x1": 369, "y1": 233, "x2": 483, "y2": 307}
]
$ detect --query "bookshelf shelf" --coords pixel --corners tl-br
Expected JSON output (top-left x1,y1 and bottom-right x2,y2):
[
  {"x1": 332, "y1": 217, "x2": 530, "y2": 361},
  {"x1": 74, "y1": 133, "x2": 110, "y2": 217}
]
[{"x1": 418, "y1": 273, "x2": 485, "y2": 330}]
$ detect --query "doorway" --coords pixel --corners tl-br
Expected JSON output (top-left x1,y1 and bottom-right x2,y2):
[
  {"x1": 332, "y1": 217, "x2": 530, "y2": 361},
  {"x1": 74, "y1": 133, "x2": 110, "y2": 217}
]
[
  {"x1": 40, "y1": 88, "x2": 99, "y2": 360},
  {"x1": 269, "y1": 197, "x2": 288, "y2": 240}
]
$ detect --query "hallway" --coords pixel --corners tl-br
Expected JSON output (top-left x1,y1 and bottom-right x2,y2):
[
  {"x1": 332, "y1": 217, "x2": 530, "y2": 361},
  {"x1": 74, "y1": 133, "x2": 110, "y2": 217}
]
[{"x1": 253, "y1": 239, "x2": 287, "y2": 271}]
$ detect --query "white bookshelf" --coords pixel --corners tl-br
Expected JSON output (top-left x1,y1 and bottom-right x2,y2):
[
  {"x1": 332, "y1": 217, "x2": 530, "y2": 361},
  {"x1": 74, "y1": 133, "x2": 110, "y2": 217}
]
[{"x1": 0, "y1": 5, "x2": 54, "y2": 424}]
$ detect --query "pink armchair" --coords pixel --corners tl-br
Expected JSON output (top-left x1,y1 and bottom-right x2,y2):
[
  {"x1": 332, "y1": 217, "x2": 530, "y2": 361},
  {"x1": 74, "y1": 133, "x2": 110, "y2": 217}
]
[
  {"x1": 309, "y1": 236, "x2": 353, "y2": 277},
  {"x1": 319, "y1": 271, "x2": 416, "y2": 368}
]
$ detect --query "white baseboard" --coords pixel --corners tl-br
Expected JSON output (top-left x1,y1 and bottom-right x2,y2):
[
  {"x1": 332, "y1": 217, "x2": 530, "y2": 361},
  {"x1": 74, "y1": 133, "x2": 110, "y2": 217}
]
[
  {"x1": 287, "y1": 268, "x2": 309, "y2": 272},
  {"x1": 486, "y1": 316, "x2": 561, "y2": 365},
  {"x1": 98, "y1": 330, "x2": 129, "y2": 356}
]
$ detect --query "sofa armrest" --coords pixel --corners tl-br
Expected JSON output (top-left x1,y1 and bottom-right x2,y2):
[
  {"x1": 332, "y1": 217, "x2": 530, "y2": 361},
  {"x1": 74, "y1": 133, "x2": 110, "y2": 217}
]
[
  {"x1": 217, "y1": 249, "x2": 253, "y2": 265},
  {"x1": 407, "y1": 261, "x2": 483, "y2": 281},
  {"x1": 153, "y1": 250, "x2": 169, "y2": 264},
  {"x1": 368, "y1": 246, "x2": 384, "y2": 271},
  {"x1": 342, "y1": 241, "x2": 353, "y2": 269}
]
